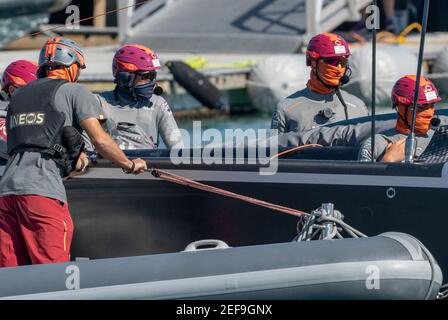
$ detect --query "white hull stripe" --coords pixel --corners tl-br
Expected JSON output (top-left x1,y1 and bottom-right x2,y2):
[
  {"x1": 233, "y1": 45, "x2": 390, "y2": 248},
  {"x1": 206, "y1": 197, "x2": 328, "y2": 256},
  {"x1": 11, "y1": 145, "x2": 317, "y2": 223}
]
[{"x1": 77, "y1": 166, "x2": 448, "y2": 189}]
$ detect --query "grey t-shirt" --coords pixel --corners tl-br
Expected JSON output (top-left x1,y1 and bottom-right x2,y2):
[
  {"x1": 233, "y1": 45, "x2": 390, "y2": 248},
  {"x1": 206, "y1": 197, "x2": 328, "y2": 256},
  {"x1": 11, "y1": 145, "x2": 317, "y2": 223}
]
[
  {"x1": 271, "y1": 87, "x2": 369, "y2": 134},
  {"x1": 358, "y1": 128, "x2": 435, "y2": 162},
  {"x1": 0, "y1": 79, "x2": 104, "y2": 203},
  {"x1": 96, "y1": 91, "x2": 183, "y2": 149}
]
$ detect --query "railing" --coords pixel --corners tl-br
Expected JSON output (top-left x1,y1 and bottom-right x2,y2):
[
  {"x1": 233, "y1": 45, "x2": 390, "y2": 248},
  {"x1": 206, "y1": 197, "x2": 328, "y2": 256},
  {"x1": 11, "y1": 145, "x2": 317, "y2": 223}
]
[
  {"x1": 117, "y1": 0, "x2": 372, "y2": 43},
  {"x1": 306, "y1": 0, "x2": 372, "y2": 39},
  {"x1": 117, "y1": 0, "x2": 171, "y2": 42}
]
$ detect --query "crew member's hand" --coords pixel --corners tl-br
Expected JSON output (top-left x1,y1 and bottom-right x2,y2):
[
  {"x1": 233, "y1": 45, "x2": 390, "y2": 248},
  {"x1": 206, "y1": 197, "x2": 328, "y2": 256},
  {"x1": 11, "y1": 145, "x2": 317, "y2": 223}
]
[
  {"x1": 65, "y1": 152, "x2": 89, "y2": 180},
  {"x1": 125, "y1": 158, "x2": 148, "y2": 175},
  {"x1": 381, "y1": 139, "x2": 406, "y2": 163},
  {"x1": 75, "y1": 152, "x2": 89, "y2": 173}
]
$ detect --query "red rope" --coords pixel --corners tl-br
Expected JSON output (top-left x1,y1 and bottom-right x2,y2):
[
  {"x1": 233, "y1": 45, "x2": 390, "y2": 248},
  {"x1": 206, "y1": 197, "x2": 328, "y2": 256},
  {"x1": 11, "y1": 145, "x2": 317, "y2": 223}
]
[
  {"x1": 270, "y1": 144, "x2": 323, "y2": 160},
  {"x1": 149, "y1": 169, "x2": 309, "y2": 218}
]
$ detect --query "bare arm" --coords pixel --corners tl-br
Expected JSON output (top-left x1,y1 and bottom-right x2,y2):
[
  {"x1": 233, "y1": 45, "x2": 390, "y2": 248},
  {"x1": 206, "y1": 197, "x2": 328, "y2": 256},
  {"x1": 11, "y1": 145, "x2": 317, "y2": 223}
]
[
  {"x1": 381, "y1": 138, "x2": 406, "y2": 163},
  {"x1": 80, "y1": 117, "x2": 147, "y2": 173}
]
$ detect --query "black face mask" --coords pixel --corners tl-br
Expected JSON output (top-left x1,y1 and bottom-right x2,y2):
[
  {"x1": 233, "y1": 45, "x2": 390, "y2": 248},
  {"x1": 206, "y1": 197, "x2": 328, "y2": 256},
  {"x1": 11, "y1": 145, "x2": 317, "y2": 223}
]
[{"x1": 115, "y1": 71, "x2": 157, "y2": 102}]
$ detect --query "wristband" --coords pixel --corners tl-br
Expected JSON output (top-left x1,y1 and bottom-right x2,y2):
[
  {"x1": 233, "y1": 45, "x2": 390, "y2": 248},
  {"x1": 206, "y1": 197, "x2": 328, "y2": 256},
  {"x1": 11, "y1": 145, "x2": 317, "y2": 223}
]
[{"x1": 123, "y1": 160, "x2": 136, "y2": 174}]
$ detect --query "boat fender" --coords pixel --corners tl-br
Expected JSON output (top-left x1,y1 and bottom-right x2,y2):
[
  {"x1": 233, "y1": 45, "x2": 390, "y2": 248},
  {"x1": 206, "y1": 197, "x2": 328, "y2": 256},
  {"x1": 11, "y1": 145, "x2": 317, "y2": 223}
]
[
  {"x1": 349, "y1": 45, "x2": 418, "y2": 105},
  {"x1": 183, "y1": 239, "x2": 230, "y2": 252},
  {"x1": 380, "y1": 232, "x2": 443, "y2": 300},
  {"x1": 247, "y1": 54, "x2": 308, "y2": 113},
  {"x1": 165, "y1": 61, "x2": 229, "y2": 111}
]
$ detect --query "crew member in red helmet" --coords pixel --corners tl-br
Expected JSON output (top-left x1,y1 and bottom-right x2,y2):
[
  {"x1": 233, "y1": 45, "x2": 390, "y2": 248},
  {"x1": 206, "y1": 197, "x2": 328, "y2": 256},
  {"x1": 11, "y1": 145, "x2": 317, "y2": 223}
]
[
  {"x1": 1, "y1": 60, "x2": 38, "y2": 111},
  {"x1": 96, "y1": 44, "x2": 183, "y2": 150},
  {"x1": 0, "y1": 60, "x2": 38, "y2": 156},
  {"x1": 271, "y1": 33, "x2": 368, "y2": 134},
  {"x1": 358, "y1": 75, "x2": 442, "y2": 162}
]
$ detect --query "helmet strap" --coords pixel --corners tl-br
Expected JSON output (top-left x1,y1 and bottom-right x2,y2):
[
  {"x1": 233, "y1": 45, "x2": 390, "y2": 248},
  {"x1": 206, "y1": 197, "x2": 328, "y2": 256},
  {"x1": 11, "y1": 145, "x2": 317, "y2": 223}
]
[{"x1": 395, "y1": 104, "x2": 412, "y2": 129}]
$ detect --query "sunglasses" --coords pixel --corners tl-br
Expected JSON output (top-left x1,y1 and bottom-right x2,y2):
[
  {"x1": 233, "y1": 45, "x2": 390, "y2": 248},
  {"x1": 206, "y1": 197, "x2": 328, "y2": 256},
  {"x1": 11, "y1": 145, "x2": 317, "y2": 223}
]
[
  {"x1": 135, "y1": 70, "x2": 157, "y2": 81},
  {"x1": 395, "y1": 103, "x2": 435, "y2": 110},
  {"x1": 417, "y1": 103, "x2": 435, "y2": 111},
  {"x1": 322, "y1": 56, "x2": 348, "y2": 67}
]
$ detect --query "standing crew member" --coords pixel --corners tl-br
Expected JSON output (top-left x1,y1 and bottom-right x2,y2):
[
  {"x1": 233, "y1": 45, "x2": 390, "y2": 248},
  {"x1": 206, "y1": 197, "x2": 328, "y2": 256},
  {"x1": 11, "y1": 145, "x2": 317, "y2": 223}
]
[
  {"x1": 97, "y1": 44, "x2": 183, "y2": 150},
  {"x1": 271, "y1": 33, "x2": 368, "y2": 134},
  {"x1": 0, "y1": 37, "x2": 148, "y2": 267},
  {"x1": 358, "y1": 75, "x2": 441, "y2": 162}
]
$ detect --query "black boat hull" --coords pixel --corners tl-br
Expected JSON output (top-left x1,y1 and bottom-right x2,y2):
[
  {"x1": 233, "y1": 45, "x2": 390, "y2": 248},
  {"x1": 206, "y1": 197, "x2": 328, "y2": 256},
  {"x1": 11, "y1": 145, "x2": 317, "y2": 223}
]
[{"x1": 65, "y1": 158, "x2": 448, "y2": 278}]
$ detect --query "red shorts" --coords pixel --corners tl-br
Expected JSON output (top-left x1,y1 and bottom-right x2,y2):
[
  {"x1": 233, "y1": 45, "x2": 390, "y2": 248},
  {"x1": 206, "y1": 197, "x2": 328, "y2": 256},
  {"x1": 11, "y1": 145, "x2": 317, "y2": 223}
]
[{"x1": 0, "y1": 195, "x2": 74, "y2": 267}]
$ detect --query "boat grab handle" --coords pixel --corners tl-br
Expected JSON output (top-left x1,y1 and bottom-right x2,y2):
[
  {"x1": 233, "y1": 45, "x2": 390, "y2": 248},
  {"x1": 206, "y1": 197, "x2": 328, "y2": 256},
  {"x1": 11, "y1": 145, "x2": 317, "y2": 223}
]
[{"x1": 184, "y1": 239, "x2": 230, "y2": 252}]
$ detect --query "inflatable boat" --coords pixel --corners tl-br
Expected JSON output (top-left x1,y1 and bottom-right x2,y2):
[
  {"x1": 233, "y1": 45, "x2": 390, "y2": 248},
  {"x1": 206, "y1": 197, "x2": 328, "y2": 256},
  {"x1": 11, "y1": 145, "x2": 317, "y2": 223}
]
[{"x1": 0, "y1": 233, "x2": 442, "y2": 300}]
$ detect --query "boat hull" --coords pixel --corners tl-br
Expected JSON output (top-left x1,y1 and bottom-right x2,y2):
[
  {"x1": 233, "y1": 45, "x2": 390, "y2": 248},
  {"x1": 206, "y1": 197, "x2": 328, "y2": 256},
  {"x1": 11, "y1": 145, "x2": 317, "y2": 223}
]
[
  {"x1": 65, "y1": 159, "x2": 448, "y2": 279},
  {"x1": 0, "y1": 233, "x2": 442, "y2": 300}
]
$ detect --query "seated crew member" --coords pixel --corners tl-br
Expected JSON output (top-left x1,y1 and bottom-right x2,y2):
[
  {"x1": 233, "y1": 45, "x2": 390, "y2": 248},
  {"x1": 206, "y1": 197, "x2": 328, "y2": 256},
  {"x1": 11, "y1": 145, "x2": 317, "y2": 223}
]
[
  {"x1": 271, "y1": 33, "x2": 368, "y2": 134},
  {"x1": 0, "y1": 37, "x2": 147, "y2": 267},
  {"x1": 96, "y1": 44, "x2": 183, "y2": 150},
  {"x1": 358, "y1": 75, "x2": 441, "y2": 162}
]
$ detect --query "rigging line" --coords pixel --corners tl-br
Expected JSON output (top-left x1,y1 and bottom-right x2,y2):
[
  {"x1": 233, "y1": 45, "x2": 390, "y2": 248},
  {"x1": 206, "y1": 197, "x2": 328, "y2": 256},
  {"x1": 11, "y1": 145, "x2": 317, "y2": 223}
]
[
  {"x1": 371, "y1": 0, "x2": 378, "y2": 163},
  {"x1": 406, "y1": 0, "x2": 431, "y2": 163},
  {"x1": 21, "y1": 0, "x2": 150, "y2": 39},
  {"x1": 147, "y1": 168, "x2": 310, "y2": 218},
  {"x1": 270, "y1": 144, "x2": 323, "y2": 160}
]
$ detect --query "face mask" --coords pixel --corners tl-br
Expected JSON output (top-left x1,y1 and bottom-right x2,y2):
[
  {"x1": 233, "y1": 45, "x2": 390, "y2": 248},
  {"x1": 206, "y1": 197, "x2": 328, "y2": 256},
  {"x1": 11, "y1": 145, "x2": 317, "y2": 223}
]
[
  {"x1": 133, "y1": 80, "x2": 156, "y2": 100},
  {"x1": 317, "y1": 60, "x2": 346, "y2": 87},
  {"x1": 307, "y1": 60, "x2": 346, "y2": 94},
  {"x1": 115, "y1": 71, "x2": 156, "y2": 102},
  {"x1": 395, "y1": 104, "x2": 435, "y2": 135}
]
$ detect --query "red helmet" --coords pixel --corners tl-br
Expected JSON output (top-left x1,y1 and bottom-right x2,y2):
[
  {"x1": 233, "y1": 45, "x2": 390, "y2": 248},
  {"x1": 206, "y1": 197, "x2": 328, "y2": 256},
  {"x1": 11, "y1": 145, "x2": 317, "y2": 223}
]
[
  {"x1": 392, "y1": 75, "x2": 441, "y2": 106},
  {"x1": 306, "y1": 33, "x2": 351, "y2": 64},
  {"x1": 112, "y1": 44, "x2": 161, "y2": 77},
  {"x1": 1, "y1": 60, "x2": 38, "y2": 92}
]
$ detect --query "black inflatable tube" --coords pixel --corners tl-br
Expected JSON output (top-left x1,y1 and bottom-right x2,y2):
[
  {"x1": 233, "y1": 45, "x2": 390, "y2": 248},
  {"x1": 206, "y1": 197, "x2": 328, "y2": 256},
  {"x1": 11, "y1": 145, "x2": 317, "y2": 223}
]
[{"x1": 165, "y1": 60, "x2": 229, "y2": 111}]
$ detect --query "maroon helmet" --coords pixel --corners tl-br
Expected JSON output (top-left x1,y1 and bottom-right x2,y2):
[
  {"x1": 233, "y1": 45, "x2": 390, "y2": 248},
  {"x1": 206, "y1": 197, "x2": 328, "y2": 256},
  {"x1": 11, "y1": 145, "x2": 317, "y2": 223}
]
[
  {"x1": 1, "y1": 60, "x2": 38, "y2": 92},
  {"x1": 306, "y1": 33, "x2": 351, "y2": 66},
  {"x1": 392, "y1": 75, "x2": 441, "y2": 106},
  {"x1": 112, "y1": 44, "x2": 161, "y2": 77}
]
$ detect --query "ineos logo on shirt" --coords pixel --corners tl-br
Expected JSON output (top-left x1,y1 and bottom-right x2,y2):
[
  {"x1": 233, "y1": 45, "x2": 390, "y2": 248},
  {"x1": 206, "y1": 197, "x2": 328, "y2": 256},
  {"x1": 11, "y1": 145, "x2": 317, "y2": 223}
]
[{"x1": 10, "y1": 112, "x2": 45, "y2": 128}]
